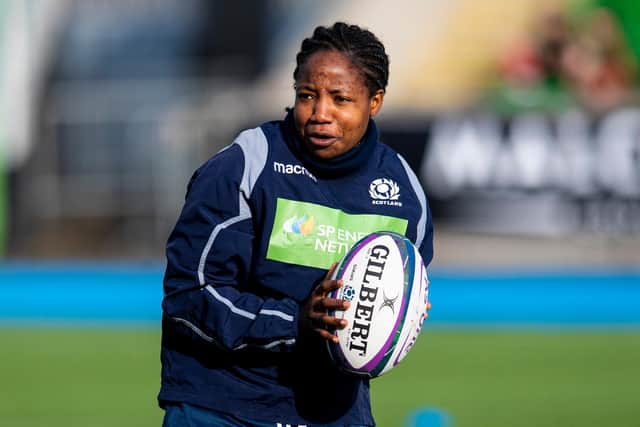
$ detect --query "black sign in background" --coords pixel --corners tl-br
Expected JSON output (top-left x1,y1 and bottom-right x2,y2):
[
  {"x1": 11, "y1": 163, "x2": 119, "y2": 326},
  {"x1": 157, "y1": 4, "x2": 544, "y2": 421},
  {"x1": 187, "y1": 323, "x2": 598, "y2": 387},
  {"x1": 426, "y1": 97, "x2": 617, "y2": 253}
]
[{"x1": 381, "y1": 110, "x2": 640, "y2": 236}]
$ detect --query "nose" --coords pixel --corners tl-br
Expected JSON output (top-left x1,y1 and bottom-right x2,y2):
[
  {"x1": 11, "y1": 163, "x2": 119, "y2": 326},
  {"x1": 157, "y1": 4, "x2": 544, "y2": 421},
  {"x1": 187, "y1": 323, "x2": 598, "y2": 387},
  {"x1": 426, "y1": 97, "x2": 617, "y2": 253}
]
[{"x1": 310, "y1": 95, "x2": 332, "y2": 123}]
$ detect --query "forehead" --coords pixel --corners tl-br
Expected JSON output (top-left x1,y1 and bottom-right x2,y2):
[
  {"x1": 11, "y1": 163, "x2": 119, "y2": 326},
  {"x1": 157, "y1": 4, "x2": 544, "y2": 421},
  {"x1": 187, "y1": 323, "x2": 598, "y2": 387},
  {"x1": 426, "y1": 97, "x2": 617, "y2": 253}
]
[{"x1": 296, "y1": 50, "x2": 366, "y2": 90}]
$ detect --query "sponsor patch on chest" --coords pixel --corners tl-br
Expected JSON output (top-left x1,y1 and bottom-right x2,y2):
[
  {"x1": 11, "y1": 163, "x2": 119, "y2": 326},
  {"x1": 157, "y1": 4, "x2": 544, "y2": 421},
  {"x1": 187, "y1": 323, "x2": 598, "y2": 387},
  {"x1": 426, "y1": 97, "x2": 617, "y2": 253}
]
[{"x1": 266, "y1": 198, "x2": 408, "y2": 269}]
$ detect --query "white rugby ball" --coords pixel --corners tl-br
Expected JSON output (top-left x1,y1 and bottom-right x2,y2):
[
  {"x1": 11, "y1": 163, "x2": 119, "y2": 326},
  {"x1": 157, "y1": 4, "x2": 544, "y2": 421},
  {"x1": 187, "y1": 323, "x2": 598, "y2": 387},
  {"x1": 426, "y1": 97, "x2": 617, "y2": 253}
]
[{"x1": 327, "y1": 231, "x2": 430, "y2": 377}]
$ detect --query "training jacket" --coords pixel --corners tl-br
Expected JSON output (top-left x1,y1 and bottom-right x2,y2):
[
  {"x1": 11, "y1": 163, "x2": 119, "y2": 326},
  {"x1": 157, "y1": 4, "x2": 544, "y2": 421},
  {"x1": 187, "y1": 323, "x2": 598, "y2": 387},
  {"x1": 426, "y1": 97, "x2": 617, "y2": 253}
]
[{"x1": 159, "y1": 111, "x2": 434, "y2": 426}]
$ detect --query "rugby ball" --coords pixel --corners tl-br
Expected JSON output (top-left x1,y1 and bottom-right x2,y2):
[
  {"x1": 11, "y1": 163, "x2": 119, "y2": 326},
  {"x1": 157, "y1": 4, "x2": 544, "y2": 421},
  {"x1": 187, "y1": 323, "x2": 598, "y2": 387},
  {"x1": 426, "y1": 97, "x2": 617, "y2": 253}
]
[{"x1": 327, "y1": 231, "x2": 430, "y2": 377}]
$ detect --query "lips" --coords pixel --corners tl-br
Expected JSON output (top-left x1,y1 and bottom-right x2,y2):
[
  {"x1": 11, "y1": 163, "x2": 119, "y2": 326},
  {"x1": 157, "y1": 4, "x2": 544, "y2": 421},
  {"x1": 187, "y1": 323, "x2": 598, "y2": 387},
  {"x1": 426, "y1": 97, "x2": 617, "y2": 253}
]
[{"x1": 305, "y1": 132, "x2": 338, "y2": 148}]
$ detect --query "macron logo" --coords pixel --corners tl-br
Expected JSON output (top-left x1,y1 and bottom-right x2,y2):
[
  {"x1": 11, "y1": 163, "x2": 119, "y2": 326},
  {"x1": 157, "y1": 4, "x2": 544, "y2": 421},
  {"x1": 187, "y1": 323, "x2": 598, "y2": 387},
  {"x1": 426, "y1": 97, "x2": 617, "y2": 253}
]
[{"x1": 273, "y1": 162, "x2": 317, "y2": 182}]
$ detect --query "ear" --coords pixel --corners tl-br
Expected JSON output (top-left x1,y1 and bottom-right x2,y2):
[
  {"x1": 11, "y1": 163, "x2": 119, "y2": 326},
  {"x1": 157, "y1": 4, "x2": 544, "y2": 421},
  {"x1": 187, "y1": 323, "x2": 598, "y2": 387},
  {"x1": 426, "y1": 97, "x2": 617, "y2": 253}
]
[{"x1": 369, "y1": 89, "x2": 385, "y2": 117}]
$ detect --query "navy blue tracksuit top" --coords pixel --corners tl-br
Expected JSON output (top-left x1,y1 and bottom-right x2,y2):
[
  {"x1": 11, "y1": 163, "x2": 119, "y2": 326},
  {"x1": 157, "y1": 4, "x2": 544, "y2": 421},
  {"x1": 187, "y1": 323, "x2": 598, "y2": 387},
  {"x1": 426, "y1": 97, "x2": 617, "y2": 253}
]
[{"x1": 159, "y1": 112, "x2": 434, "y2": 426}]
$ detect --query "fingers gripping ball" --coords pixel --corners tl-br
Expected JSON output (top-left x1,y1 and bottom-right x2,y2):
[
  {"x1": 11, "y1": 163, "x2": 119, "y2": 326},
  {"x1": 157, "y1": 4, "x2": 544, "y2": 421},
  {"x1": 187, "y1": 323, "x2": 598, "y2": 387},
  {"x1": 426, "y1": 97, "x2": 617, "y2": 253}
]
[{"x1": 327, "y1": 231, "x2": 430, "y2": 378}]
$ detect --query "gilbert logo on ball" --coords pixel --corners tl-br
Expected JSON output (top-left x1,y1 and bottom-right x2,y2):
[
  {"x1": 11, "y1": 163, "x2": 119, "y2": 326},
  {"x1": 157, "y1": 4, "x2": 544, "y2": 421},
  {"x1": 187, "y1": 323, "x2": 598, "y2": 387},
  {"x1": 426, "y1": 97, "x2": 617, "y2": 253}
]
[{"x1": 327, "y1": 231, "x2": 430, "y2": 377}]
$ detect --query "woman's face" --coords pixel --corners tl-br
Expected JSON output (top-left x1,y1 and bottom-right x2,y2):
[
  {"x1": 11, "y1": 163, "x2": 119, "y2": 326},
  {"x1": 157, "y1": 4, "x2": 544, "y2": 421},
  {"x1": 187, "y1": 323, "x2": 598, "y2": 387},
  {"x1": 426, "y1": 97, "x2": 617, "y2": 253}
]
[{"x1": 293, "y1": 50, "x2": 384, "y2": 160}]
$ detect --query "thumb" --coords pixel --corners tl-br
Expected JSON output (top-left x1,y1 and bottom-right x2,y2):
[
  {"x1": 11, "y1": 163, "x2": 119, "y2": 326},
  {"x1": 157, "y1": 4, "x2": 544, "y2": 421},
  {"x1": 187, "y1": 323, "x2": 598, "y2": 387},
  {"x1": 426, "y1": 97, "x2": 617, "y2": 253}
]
[{"x1": 325, "y1": 262, "x2": 338, "y2": 279}]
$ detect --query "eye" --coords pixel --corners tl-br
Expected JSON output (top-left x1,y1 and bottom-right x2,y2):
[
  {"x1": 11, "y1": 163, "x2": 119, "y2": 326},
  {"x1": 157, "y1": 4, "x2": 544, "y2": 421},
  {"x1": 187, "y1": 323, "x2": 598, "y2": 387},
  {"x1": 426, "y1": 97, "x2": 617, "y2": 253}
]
[
  {"x1": 297, "y1": 92, "x2": 315, "y2": 101},
  {"x1": 335, "y1": 95, "x2": 351, "y2": 104}
]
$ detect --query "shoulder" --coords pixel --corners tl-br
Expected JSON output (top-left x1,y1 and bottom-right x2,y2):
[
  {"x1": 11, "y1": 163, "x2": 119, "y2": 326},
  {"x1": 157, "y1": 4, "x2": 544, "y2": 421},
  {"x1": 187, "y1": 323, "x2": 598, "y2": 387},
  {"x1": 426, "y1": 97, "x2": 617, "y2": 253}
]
[
  {"x1": 185, "y1": 125, "x2": 270, "y2": 194},
  {"x1": 193, "y1": 119, "x2": 290, "y2": 199},
  {"x1": 374, "y1": 143, "x2": 433, "y2": 263},
  {"x1": 198, "y1": 123, "x2": 275, "y2": 176},
  {"x1": 375, "y1": 144, "x2": 424, "y2": 195}
]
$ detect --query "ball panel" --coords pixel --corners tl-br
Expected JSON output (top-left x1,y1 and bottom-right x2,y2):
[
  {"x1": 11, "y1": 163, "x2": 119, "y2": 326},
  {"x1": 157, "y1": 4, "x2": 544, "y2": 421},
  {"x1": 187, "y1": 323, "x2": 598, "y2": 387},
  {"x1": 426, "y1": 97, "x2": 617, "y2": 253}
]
[
  {"x1": 391, "y1": 258, "x2": 429, "y2": 368},
  {"x1": 368, "y1": 238, "x2": 419, "y2": 376}
]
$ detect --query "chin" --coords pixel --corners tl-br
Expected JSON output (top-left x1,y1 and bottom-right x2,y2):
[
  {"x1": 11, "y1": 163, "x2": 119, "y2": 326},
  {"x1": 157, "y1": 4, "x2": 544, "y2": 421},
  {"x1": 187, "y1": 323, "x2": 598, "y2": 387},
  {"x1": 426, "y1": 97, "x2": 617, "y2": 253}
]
[
  {"x1": 304, "y1": 142, "x2": 339, "y2": 160},
  {"x1": 312, "y1": 151, "x2": 337, "y2": 161},
  {"x1": 307, "y1": 148, "x2": 333, "y2": 160}
]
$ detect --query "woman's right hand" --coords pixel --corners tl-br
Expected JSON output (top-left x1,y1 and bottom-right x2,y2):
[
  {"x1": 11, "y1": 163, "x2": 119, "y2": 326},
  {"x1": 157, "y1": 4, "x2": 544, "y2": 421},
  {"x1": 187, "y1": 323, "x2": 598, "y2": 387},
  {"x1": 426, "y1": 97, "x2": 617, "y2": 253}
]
[{"x1": 299, "y1": 263, "x2": 351, "y2": 343}]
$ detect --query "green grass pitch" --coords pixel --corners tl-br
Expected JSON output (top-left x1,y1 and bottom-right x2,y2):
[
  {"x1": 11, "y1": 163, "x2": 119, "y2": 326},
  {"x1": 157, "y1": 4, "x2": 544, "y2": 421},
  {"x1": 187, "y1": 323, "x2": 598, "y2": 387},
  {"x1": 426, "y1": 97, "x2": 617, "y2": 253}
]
[{"x1": 1, "y1": 328, "x2": 639, "y2": 426}]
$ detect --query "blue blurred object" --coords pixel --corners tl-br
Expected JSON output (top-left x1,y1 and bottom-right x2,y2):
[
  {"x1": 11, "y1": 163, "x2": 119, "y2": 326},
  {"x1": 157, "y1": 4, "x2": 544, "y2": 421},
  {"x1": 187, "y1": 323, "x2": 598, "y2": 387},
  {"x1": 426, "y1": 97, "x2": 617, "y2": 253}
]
[
  {"x1": 0, "y1": 262, "x2": 163, "y2": 326},
  {"x1": 0, "y1": 263, "x2": 639, "y2": 327},
  {"x1": 408, "y1": 407, "x2": 451, "y2": 427},
  {"x1": 431, "y1": 268, "x2": 640, "y2": 327}
]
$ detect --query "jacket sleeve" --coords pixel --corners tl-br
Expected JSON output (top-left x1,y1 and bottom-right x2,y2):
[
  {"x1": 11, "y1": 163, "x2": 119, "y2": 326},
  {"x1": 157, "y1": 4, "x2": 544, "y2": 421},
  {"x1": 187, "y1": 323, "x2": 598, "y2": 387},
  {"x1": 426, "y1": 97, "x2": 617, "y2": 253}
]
[
  {"x1": 396, "y1": 153, "x2": 434, "y2": 267},
  {"x1": 418, "y1": 203, "x2": 434, "y2": 268},
  {"x1": 161, "y1": 132, "x2": 299, "y2": 352}
]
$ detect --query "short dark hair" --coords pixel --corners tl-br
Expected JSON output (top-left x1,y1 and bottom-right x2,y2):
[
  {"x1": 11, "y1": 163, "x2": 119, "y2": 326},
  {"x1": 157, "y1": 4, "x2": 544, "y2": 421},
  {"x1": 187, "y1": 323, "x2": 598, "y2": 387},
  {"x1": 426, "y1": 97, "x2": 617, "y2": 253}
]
[{"x1": 293, "y1": 22, "x2": 389, "y2": 96}]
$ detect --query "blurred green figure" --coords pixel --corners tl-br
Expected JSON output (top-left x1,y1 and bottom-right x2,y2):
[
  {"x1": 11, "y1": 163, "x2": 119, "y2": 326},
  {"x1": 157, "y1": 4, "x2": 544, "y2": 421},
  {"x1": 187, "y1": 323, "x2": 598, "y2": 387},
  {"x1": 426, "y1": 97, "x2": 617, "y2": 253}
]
[{"x1": 483, "y1": 0, "x2": 640, "y2": 115}]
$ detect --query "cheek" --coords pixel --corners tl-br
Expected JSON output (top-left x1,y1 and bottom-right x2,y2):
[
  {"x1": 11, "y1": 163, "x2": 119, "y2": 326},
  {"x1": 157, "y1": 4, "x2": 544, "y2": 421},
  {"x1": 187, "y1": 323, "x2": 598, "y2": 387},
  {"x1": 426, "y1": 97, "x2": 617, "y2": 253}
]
[{"x1": 340, "y1": 109, "x2": 369, "y2": 139}]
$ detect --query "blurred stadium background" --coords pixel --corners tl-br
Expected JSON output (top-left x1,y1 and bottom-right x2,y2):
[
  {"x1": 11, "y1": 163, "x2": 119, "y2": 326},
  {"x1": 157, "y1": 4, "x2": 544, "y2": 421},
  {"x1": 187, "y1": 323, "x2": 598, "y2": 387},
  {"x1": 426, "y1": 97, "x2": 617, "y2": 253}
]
[{"x1": 1, "y1": 0, "x2": 639, "y2": 426}]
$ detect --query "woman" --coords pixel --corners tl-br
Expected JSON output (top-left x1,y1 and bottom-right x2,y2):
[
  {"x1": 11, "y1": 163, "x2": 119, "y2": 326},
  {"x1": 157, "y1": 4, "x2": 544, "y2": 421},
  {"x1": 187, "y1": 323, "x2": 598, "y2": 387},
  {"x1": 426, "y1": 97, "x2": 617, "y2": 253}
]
[{"x1": 159, "y1": 22, "x2": 433, "y2": 427}]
